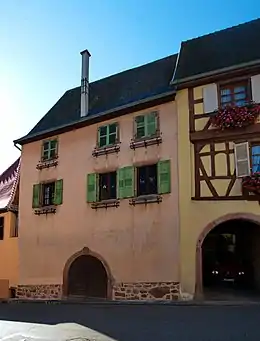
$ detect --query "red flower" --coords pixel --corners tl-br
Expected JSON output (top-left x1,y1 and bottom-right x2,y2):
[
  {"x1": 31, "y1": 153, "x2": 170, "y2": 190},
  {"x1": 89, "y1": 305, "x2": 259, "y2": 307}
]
[{"x1": 211, "y1": 102, "x2": 260, "y2": 130}]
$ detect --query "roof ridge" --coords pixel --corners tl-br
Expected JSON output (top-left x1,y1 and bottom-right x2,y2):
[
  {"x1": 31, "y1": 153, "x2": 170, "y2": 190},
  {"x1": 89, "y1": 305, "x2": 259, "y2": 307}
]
[{"x1": 183, "y1": 17, "x2": 260, "y2": 44}]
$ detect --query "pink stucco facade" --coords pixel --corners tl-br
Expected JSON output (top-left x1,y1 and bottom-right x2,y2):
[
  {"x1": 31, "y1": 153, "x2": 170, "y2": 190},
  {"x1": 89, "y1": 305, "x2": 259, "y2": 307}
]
[{"x1": 18, "y1": 101, "x2": 180, "y2": 300}]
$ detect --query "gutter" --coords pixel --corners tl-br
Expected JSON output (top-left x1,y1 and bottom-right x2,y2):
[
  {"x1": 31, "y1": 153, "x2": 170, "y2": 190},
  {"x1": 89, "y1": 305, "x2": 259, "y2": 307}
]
[
  {"x1": 14, "y1": 89, "x2": 176, "y2": 145},
  {"x1": 171, "y1": 59, "x2": 260, "y2": 86}
]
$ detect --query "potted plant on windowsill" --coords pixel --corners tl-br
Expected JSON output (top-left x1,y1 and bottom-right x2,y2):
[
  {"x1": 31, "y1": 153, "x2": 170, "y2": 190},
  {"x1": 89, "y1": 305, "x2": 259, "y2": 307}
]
[
  {"x1": 211, "y1": 102, "x2": 260, "y2": 130},
  {"x1": 242, "y1": 172, "x2": 260, "y2": 196}
]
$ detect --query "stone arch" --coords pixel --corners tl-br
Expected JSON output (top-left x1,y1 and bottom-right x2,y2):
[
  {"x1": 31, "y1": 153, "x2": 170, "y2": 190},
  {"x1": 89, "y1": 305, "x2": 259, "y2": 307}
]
[
  {"x1": 63, "y1": 247, "x2": 114, "y2": 299},
  {"x1": 195, "y1": 212, "x2": 260, "y2": 297}
]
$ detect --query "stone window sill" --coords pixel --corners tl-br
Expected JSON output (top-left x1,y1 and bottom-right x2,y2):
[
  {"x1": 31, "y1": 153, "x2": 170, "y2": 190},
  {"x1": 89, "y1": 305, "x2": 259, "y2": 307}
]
[
  {"x1": 130, "y1": 135, "x2": 162, "y2": 149},
  {"x1": 91, "y1": 199, "x2": 120, "y2": 209},
  {"x1": 34, "y1": 206, "x2": 57, "y2": 215},
  {"x1": 129, "y1": 194, "x2": 162, "y2": 206},
  {"x1": 92, "y1": 144, "x2": 120, "y2": 157},
  {"x1": 36, "y1": 157, "x2": 59, "y2": 170}
]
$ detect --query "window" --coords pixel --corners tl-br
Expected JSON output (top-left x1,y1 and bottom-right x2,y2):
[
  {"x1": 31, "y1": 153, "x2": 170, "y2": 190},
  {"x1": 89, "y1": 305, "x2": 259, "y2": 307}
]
[
  {"x1": 98, "y1": 123, "x2": 118, "y2": 148},
  {"x1": 41, "y1": 139, "x2": 58, "y2": 161},
  {"x1": 251, "y1": 145, "x2": 260, "y2": 173},
  {"x1": 0, "y1": 217, "x2": 4, "y2": 240},
  {"x1": 42, "y1": 182, "x2": 55, "y2": 206},
  {"x1": 99, "y1": 172, "x2": 117, "y2": 201},
  {"x1": 135, "y1": 112, "x2": 158, "y2": 139},
  {"x1": 86, "y1": 160, "x2": 171, "y2": 203},
  {"x1": 87, "y1": 172, "x2": 117, "y2": 202},
  {"x1": 137, "y1": 165, "x2": 158, "y2": 196},
  {"x1": 220, "y1": 82, "x2": 249, "y2": 107},
  {"x1": 10, "y1": 213, "x2": 18, "y2": 238},
  {"x1": 32, "y1": 179, "x2": 63, "y2": 208}
]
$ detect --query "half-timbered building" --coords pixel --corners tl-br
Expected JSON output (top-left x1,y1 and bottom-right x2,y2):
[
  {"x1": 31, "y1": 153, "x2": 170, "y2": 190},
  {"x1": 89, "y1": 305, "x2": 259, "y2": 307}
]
[{"x1": 174, "y1": 18, "x2": 260, "y2": 298}]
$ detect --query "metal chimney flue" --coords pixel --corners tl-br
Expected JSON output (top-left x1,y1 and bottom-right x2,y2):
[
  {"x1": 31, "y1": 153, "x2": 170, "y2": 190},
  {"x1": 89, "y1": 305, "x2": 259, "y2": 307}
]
[{"x1": 80, "y1": 49, "x2": 91, "y2": 117}]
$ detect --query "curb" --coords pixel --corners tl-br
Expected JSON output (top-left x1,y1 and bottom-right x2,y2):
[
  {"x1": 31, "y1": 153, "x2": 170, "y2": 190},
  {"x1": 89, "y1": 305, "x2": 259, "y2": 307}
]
[{"x1": 1, "y1": 299, "x2": 260, "y2": 307}]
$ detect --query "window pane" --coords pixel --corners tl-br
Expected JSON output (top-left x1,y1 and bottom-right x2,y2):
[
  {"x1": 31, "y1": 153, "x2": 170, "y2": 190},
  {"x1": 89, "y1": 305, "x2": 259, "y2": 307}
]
[
  {"x1": 136, "y1": 126, "x2": 145, "y2": 138},
  {"x1": 109, "y1": 124, "x2": 117, "y2": 134},
  {"x1": 136, "y1": 115, "x2": 145, "y2": 126},
  {"x1": 50, "y1": 140, "x2": 57, "y2": 149},
  {"x1": 43, "y1": 141, "x2": 50, "y2": 151},
  {"x1": 110, "y1": 172, "x2": 117, "y2": 199},
  {"x1": 137, "y1": 166, "x2": 147, "y2": 196},
  {"x1": 49, "y1": 149, "x2": 56, "y2": 158},
  {"x1": 108, "y1": 133, "x2": 116, "y2": 145},
  {"x1": 147, "y1": 165, "x2": 157, "y2": 194},
  {"x1": 234, "y1": 86, "x2": 246, "y2": 93},
  {"x1": 99, "y1": 136, "x2": 107, "y2": 147},
  {"x1": 251, "y1": 146, "x2": 260, "y2": 173},
  {"x1": 99, "y1": 173, "x2": 109, "y2": 201},
  {"x1": 42, "y1": 150, "x2": 49, "y2": 160},
  {"x1": 221, "y1": 88, "x2": 231, "y2": 95},
  {"x1": 252, "y1": 146, "x2": 260, "y2": 156},
  {"x1": 221, "y1": 95, "x2": 232, "y2": 104},
  {"x1": 234, "y1": 92, "x2": 246, "y2": 100},
  {"x1": 235, "y1": 99, "x2": 246, "y2": 106},
  {"x1": 99, "y1": 126, "x2": 107, "y2": 136}
]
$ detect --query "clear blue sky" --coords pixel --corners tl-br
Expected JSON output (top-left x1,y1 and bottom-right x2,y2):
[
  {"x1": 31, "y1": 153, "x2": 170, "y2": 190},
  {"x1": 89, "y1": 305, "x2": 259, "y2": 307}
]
[{"x1": 0, "y1": 0, "x2": 259, "y2": 173}]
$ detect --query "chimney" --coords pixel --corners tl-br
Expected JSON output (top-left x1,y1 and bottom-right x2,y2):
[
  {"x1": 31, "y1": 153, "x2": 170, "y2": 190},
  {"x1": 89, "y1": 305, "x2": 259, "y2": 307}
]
[{"x1": 80, "y1": 49, "x2": 91, "y2": 117}]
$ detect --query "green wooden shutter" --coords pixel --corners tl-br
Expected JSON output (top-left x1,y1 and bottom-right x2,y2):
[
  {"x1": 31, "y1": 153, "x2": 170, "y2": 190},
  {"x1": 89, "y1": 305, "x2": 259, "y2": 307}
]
[
  {"x1": 123, "y1": 166, "x2": 134, "y2": 198},
  {"x1": 117, "y1": 168, "x2": 125, "y2": 199},
  {"x1": 146, "y1": 112, "x2": 157, "y2": 137},
  {"x1": 87, "y1": 173, "x2": 97, "y2": 202},
  {"x1": 54, "y1": 179, "x2": 63, "y2": 205},
  {"x1": 32, "y1": 184, "x2": 40, "y2": 208},
  {"x1": 157, "y1": 160, "x2": 171, "y2": 194}
]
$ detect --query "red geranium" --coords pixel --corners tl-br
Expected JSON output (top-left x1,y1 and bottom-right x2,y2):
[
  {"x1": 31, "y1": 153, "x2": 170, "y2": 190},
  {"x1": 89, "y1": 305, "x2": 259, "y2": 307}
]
[
  {"x1": 242, "y1": 172, "x2": 260, "y2": 195},
  {"x1": 211, "y1": 102, "x2": 260, "y2": 129}
]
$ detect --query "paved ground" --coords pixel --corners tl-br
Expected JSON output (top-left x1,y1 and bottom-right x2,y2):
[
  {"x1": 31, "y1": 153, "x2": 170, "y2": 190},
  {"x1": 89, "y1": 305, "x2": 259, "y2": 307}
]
[{"x1": 0, "y1": 301, "x2": 260, "y2": 340}]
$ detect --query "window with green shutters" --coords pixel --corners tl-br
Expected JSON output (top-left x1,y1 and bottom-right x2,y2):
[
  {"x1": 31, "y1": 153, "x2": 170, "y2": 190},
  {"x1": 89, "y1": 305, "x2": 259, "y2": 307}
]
[
  {"x1": 41, "y1": 139, "x2": 58, "y2": 161},
  {"x1": 32, "y1": 180, "x2": 63, "y2": 208},
  {"x1": 98, "y1": 123, "x2": 118, "y2": 148},
  {"x1": 135, "y1": 112, "x2": 158, "y2": 139},
  {"x1": 117, "y1": 166, "x2": 134, "y2": 198},
  {"x1": 157, "y1": 160, "x2": 171, "y2": 194}
]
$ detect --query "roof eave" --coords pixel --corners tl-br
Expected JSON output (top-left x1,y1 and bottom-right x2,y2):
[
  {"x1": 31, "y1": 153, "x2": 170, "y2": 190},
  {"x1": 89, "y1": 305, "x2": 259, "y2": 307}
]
[
  {"x1": 14, "y1": 89, "x2": 176, "y2": 145},
  {"x1": 172, "y1": 59, "x2": 260, "y2": 87}
]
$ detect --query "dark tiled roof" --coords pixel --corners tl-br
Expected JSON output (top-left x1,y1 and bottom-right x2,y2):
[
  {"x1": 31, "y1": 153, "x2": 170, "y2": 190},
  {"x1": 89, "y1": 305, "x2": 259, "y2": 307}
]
[
  {"x1": 0, "y1": 158, "x2": 20, "y2": 210},
  {"x1": 174, "y1": 18, "x2": 260, "y2": 81},
  {"x1": 17, "y1": 54, "x2": 177, "y2": 142}
]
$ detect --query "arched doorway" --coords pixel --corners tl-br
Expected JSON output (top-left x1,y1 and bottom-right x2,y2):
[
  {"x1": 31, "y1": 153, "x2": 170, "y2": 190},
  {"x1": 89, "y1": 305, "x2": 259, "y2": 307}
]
[
  {"x1": 63, "y1": 248, "x2": 112, "y2": 299},
  {"x1": 196, "y1": 213, "x2": 260, "y2": 300}
]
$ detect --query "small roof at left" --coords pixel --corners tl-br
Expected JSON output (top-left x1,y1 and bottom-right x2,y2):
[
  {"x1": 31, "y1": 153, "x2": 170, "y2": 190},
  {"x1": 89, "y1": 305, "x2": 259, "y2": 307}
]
[{"x1": 0, "y1": 158, "x2": 20, "y2": 210}]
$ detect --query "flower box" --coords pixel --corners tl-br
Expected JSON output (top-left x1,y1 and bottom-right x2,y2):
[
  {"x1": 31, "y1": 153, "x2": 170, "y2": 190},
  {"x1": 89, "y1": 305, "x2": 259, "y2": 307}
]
[
  {"x1": 242, "y1": 172, "x2": 260, "y2": 196},
  {"x1": 211, "y1": 102, "x2": 260, "y2": 130}
]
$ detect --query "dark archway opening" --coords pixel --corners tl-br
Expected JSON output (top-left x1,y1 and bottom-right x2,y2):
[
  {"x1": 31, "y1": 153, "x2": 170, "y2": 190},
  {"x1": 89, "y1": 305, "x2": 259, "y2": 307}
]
[
  {"x1": 68, "y1": 255, "x2": 108, "y2": 299},
  {"x1": 202, "y1": 219, "x2": 260, "y2": 300}
]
